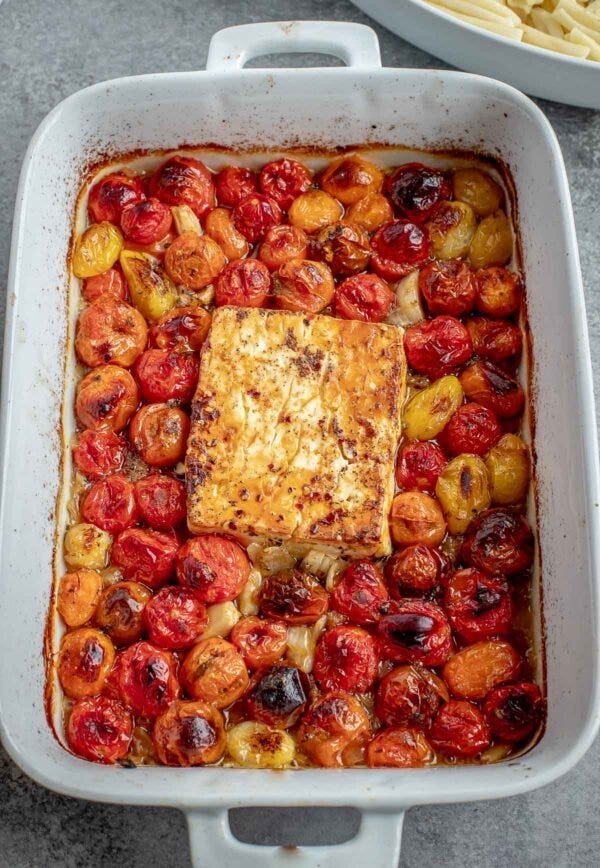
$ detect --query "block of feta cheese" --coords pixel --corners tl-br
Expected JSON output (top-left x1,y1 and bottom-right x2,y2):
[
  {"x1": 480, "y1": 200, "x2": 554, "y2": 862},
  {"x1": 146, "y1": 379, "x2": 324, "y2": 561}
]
[{"x1": 186, "y1": 306, "x2": 406, "y2": 558}]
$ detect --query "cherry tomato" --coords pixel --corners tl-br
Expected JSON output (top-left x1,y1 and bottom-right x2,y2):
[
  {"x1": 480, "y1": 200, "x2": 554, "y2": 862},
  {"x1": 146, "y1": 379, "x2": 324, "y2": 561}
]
[
  {"x1": 384, "y1": 163, "x2": 452, "y2": 224},
  {"x1": 134, "y1": 474, "x2": 186, "y2": 529},
  {"x1": 149, "y1": 305, "x2": 211, "y2": 353},
  {"x1": 429, "y1": 700, "x2": 491, "y2": 758},
  {"x1": 88, "y1": 171, "x2": 146, "y2": 224},
  {"x1": 312, "y1": 222, "x2": 371, "y2": 277},
  {"x1": 320, "y1": 155, "x2": 383, "y2": 206},
  {"x1": 111, "y1": 527, "x2": 179, "y2": 587},
  {"x1": 476, "y1": 266, "x2": 522, "y2": 318},
  {"x1": 83, "y1": 268, "x2": 126, "y2": 303},
  {"x1": 404, "y1": 315, "x2": 472, "y2": 378},
  {"x1": 164, "y1": 232, "x2": 225, "y2": 290},
  {"x1": 483, "y1": 681, "x2": 544, "y2": 742},
  {"x1": 120, "y1": 198, "x2": 173, "y2": 245},
  {"x1": 143, "y1": 586, "x2": 208, "y2": 649},
  {"x1": 76, "y1": 365, "x2": 140, "y2": 433},
  {"x1": 80, "y1": 473, "x2": 138, "y2": 535},
  {"x1": 371, "y1": 220, "x2": 430, "y2": 280},
  {"x1": 180, "y1": 637, "x2": 249, "y2": 708},
  {"x1": 72, "y1": 430, "x2": 127, "y2": 480},
  {"x1": 175, "y1": 534, "x2": 250, "y2": 604},
  {"x1": 133, "y1": 349, "x2": 198, "y2": 403},
  {"x1": 232, "y1": 194, "x2": 283, "y2": 243},
  {"x1": 114, "y1": 640, "x2": 180, "y2": 718},
  {"x1": 459, "y1": 361, "x2": 525, "y2": 418},
  {"x1": 334, "y1": 273, "x2": 394, "y2": 322},
  {"x1": 230, "y1": 616, "x2": 288, "y2": 669},
  {"x1": 259, "y1": 569, "x2": 329, "y2": 625},
  {"x1": 258, "y1": 224, "x2": 309, "y2": 271},
  {"x1": 57, "y1": 628, "x2": 115, "y2": 699},
  {"x1": 443, "y1": 568, "x2": 512, "y2": 643},
  {"x1": 67, "y1": 696, "x2": 133, "y2": 763},
  {"x1": 214, "y1": 258, "x2": 272, "y2": 308},
  {"x1": 313, "y1": 625, "x2": 379, "y2": 694},
  {"x1": 273, "y1": 259, "x2": 335, "y2": 314},
  {"x1": 375, "y1": 664, "x2": 448, "y2": 728},
  {"x1": 246, "y1": 664, "x2": 310, "y2": 727},
  {"x1": 297, "y1": 692, "x2": 371, "y2": 768},
  {"x1": 259, "y1": 158, "x2": 312, "y2": 210},
  {"x1": 419, "y1": 259, "x2": 477, "y2": 317},
  {"x1": 75, "y1": 298, "x2": 148, "y2": 369},
  {"x1": 460, "y1": 508, "x2": 534, "y2": 575},
  {"x1": 384, "y1": 545, "x2": 449, "y2": 598},
  {"x1": 466, "y1": 316, "x2": 522, "y2": 363},
  {"x1": 95, "y1": 581, "x2": 151, "y2": 645},
  {"x1": 57, "y1": 569, "x2": 103, "y2": 627},
  {"x1": 215, "y1": 166, "x2": 258, "y2": 207},
  {"x1": 129, "y1": 404, "x2": 189, "y2": 467},
  {"x1": 443, "y1": 639, "x2": 521, "y2": 700},
  {"x1": 366, "y1": 727, "x2": 434, "y2": 768},
  {"x1": 439, "y1": 402, "x2": 501, "y2": 456},
  {"x1": 378, "y1": 600, "x2": 452, "y2": 667},
  {"x1": 395, "y1": 440, "x2": 447, "y2": 493},
  {"x1": 148, "y1": 156, "x2": 215, "y2": 218},
  {"x1": 330, "y1": 560, "x2": 389, "y2": 625},
  {"x1": 390, "y1": 491, "x2": 447, "y2": 547},
  {"x1": 152, "y1": 700, "x2": 226, "y2": 765}
]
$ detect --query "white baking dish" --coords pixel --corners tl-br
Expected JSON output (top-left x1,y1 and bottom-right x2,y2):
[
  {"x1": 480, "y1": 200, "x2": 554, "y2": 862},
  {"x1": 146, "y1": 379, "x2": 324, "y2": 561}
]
[{"x1": 1, "y1": 21, "x2": 599, "y2": 867}]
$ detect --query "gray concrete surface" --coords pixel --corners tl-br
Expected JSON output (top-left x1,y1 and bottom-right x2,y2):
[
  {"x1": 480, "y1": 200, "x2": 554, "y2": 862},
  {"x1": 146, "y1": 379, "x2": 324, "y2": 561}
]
[{"x1": 1, "y1": 0, "x2": 599, "y2": 865}]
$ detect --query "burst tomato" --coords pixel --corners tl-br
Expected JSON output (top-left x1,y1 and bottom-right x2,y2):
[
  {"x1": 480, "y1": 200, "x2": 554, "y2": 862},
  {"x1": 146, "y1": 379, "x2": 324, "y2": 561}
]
[
  {"x1": 330, "y1": 560, "x2": 389, "y2": 625},
  {"x1": 384, "y1": 545, "x2": 449, "y2": 598},
  {"x1": 111, "y1": 527, "x2": 179, "y2": 587},
  {"x1": 129, "y1": 404, "x2": 189, "y2": 467},
  {"x1": 371, "y1": 220, "x2": 430, "y2": 280},
  {"x1": 175, "y1": 534, "x2": 250, "y2": 604},
  {"x1": 259, "y1": 569, "x2": 329, "y2": 625},
  {"x1": 429, "y1": 700, "x2": 491, "y2": 758},
  {"x1": 313, "y1": 625, "x2": 379, "y2": 694},
  {"x1": 134, "y1": 474, "x2": 186, "y2": 529},
  {"x1": 113, "y1": 640, "x2": 180, "y2": 718},
  {"x1": 232, "y1": 194, "x2": 283, "y2": 243},
  {"x1": 466, "y1": 316, "x2": 522, "y2": 363},
  {"x1": 143, "y1": 586, "x2": 208, "y2": 649},
  {"x1": 149, "y1": 305, "x2": 211, "y2": 353},
  {"x1": 375, "y1": 664, "x2": 448, "y2": 728},
  {"x1": 95, "y1": 581, "x2": 151, "y2": 645},
  {"x1": 148, "y1": 156, "x2": 215, "y2": 218},
  {"x1": 214, "y1": 258, "x2": 272, "y2": 307},
  {"x1": 273, "y1": 259, "x2": 335, "y2": 314},
  {"x1": 180, "y1": 637, "x2": 249, "y2": 708},
  {"x1": 395, "y1": 440, "x2": 447, "y2": 492},
  {"x1": 384, "y1": 163, "x2": 452, "y2": 224},
  {"x1": 230, "y1": 617, "x2": 288, "y2": 670},
  {"x1": 80, "y1": 473, "x2": 138, "y2": 535},
  {"x1": 439, "y1": 402, "x2": 501, "y2": 456},
  {"x1": 366, "y1": 727, "x2": 434, "y2": 768},
  {"x1": 82, "y1": 268, "x2": 126, "y2": 303},
  {"x1": 297, "y1": 692, "x2": 371, "y2": 768},
  {"x1": 334, "y1": 273, "x2": 394, "y2": 322},
  {"x1": 88, "y1": 171, "x2": 146, "y2": 224},
  {"x1": 461, "y1": 508, "x2": 534, "y2": 575},
  {"x1": 215, "y1": 166, "x2": 258, "y2": 207},
  {"x1": 72, "y1": 430, "x2": 127, "y2": 479},
  {"x1": 133, "y1": 349, "x2": 199, "y2": 403},
  {"x1": 378, "y1": 600, "x2": 452, "y2": 667},
  {"x1": 259, "y1": 158, "x2": 312, "y2": 210},
  {"x1": 419, "y1": 259, "x2": 477, "y2": 316},
  {"x1": 459, "y1": 361, "x2": 525, "y2": 418},
  {"x1": 120, "y1": 198, "x2": 173, "y2": 245},
  {"x1": 152, "y1": 700, "x2": 226, "y2": 766},
  {"x1": 443, "y1": 568, "x2": 512, "y2": 643},
  {"x1": 483, "y1": 681, "x2": 544, "y2": 742},
  {"x1": 258, "y1": 224, "x2": 309, "y2": 271},
  {"x1": 67, "y1": 696, "x2": 133, "y2": 763},
  {"x1": 75, "y1": 297, "x2": 148, "y2": 369},
  {"x1": 404, "y1": 315, "x2": 472, "y2": 378},
  {"x1": 246, "y1": 664, "x2": 310, "y2": 727}
]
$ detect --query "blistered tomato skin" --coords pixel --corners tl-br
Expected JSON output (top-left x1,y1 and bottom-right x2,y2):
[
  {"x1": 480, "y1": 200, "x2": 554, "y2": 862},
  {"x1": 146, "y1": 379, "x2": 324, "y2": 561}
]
[
  {"x1": 215, "y1": 166, "x2": 258, "y2": 208},
  {"x1": 375, "y1": 664, "x2": 448, "y2": 728},
  {"x1": 129, "y1": 404, "x2": 189, "y2": 467},
  {"x1": 233, "y1": 194, "x2": 283, "y2": 243},
  {"x1": 371, "y1": 220, "x2": 431, "y2": 281},
  {"x1": 390, "y1": 491, "x2": 447, "y2": 547},
  {"x1": 334, "y1": 274, "x2": 395, "y2": 322},
  {"x1": 483, "y1": 681, "x2": 544, "y2": 742},
  {"x1": 246, "y1": 664, "x2": 310, "y2": 727},
  {"x1": 134, "y1": 474, "x2": 186, "y2": 529},
  {"x1": 439, "y1": 402, "x2": 501, "y2": 457},
  {"x1": 180, "y1": 637, "x2": 249, "y2": 708},
  {"x1": 419, "y1": 259, "x2": 477, "y2": 317},
  {"x1": 134, "y1": 349, "x2": 199, "y2": 403},
  {"x1": 76, "y1": 365, "x2": 140, "y2": 433},
  {"x1": 143, "y1": 586, "x2": 208, "y2": 650},
  {"x1": 164, "y1": 232, "x2": 225, "y2": 290},
  {"x1": 273, "y1": 259, "x2": 335, "y2": 314},
  {"x1": 384, "y1": 163, "x2": 452, "y2": 224},
  {"x1": 367, "y1": 727, "x2": 434, "y2": 768},
  {"x1": 430, "y1": 700, "x2": 491, "y2": 759},
  {"x1": 80, "y1": 474, "x2": 138, "y2": 535},
  {"x1": 67, "y1": 696, "x2": 133, "y2": 763},
  {"x1": 57, "y1": 569, "x2": 103, "y2": 628},
  {"x1": 476, "y1": 266, "x2": 522, "y2": 317},
  {"x1": 120, "y1": 198, "x2": 173, "y2": 245},
  {"x1": 443, "y1": 568, "x2": 512, "y2": 643},
  {"x1": 203, "y1": 207, "x2": 249, "y2": 261},
  {"x1": 288, "y1": 190, "x2": 343, "y2": 234},
  {"x1": 384, "y1": 545, "x2": 449, "y2": 598},
  {"x1": 230, "y1": 617, "x2": 288, "y2": 669},
  {"x1": 466, "y1": 316, "x2": 522, "y2": 363},
  {"x1": 461, "y1": 508, "x2": 534, "y2": 575},
  {"x1": 259, "y1": 159, "x2": 312, "y2": 210},
  {"x1": 259, "y1": 569, "x2": 329, "y2": 625},
  {"x1": 148, "y1": 156, "x2": 215, "y2": 218},
  {"x1": 75, "y1": 298, "x2": 148, "y2": 369},
  {"x1": 312, "y1": 222, "x2": 371, "y2": 277},
  {"x1": 152, "y1": 700, "x2": 226, "y2": 766},
  {"x1": 297, "y1": 692, "x2": 371, "y2": 768},
  {"x1": 114, "y1": 640, "x2": 180, "y2": 718},
  {"x1": 378, "y1": 600, "x2": 452, "y2": 667},
  {"x1": 320, "y1": 155, "x2": 383, "y2": 205},
  {"x1": 331, "y1": 560, "x2": 389, "y2": 625},
  {"x1": 404, "y1": 316, "x2": 472, "y2": 378},
  {"x1": 95, "y1": 581, "x2": 152, "y2": 645},
  {"x1": 313, "y1": 625, "x2": 379, "y2": 694},
  {"x1": 395, "y1": 440, "x2": 447, "y2": 493},
  {"x1": 57, "y1": 628, "x2": 115, "y2": 699},
  {"x1": 346, "y1": 192, "x2": 393, "y2": 233},
  {"x1": 88, "y1": 171, "x2": 146, "y2": 224},
  {"x1": 149, "y1": 306, "x2": 211, "y2": 353},
  {"x1": 176, "y1": 534, "x2": 251, "y2": 605},
  {"x1": 72, "y1": 430, "x2": 127, "y2": 479},
  {"x1": 459, "y1": 361, "x2": 525, "y2": 418},
  {"x1": 215, "y1": 258, "x2": 272, "y2": 308},
  {"x1": 111, "y1": 528, "x2": 179, "y2": 588},
  {"x1": 83, "y1": 269, "x2": 126, "y2": 303},
  {"x1": 258, "y1": 224, "x2": 309, "y2": 271},
  {"x1": 443, "y1": 639, "x2": 521, "y2": 701}
]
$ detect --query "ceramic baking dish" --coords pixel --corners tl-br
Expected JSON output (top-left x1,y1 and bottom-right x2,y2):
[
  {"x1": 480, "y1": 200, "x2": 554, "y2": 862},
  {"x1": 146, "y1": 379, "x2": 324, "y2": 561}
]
[{"x1": 1, "y1": 21, "x2": 599, "y2": 867}]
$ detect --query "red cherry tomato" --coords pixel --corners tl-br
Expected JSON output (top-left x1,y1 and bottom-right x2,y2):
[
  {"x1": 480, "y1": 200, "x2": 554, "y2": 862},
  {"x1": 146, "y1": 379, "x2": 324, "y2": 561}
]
[
  {"x1": 419, "y1": 259, "x2": 477, "y2": 316},
  {"x1": 72, "y1": 430, "x2": 127, "y2": 480},
  {"x1": 214, "y1": 258, "x2": 272, "y2": 308},
  {"x1": 120, "y1": 198, "x2": 173, "y2": 245},
  {"x1": 461, "y1": 508, "x2": 534, "y2": 576},
  {"x1": 114, "y1": 640, "x2": 180, "y2": 718},
  {"x1": 232, "y1": 194, "x2": 283, "y2": 243},
  {"x1": 378, "y1": 600, "x2": 452, "y2": 667},
  {"x1": 134, "y1": 474, "x2": 186, "y2": 529},
  {"x1": 246, "y1": 664, "x2": 310, "y2": 727},
  {"x1": 475, "y1": 266, "x2": 522, "y2": 318},
  {"x1": 443, "y1": 568, "x2": 512, "y2": 643},
  {"x1": 259, "y1": 158, "x2": 312, "y2": 210},
  {"x1": 133, "y1": 350, "x2": 199, "y2": 403},
  {"x1": 88, "y1": 171, "x2": 146, "y2": 224},
  {"x1": 429, "y1": 700, "x2": 491, "y2": 758},
  {"x1": 83, "y1": 269, "x2": 126, "y2": 303},
  {"x1": 375, "y1": 664, "x2": 448, "y2": 728},
  {"x1": 148, "y1": 156, "x2": 215, "y2": 218},
  {"x1": 404, "y1": 316, "x2": 472, "y2": 378},
  {"x1": 111, "y1": 527, "x2": 179, "y2": 588},
  {"x1": 331, "y1": 561, "x2": 390, "y2": 625},
  {"x1": 230, "y1": 616, "x2": 288, "y2": 670},
  {"x1": 384, "y1": 545, "x2": 449, "y2": 598},
  {"x1": 384, "y1": 163, "x2": 452, "y2": 224},
  {"x1": 149, "y1": 306, "x2": 211, "y2": 353},
  {"x1": 215, "y1": 166, "x2": 258, "y2": 207},
  {"x1": 395, "y1": 440, "x2": 447, "y2": 492},
  {"x1": 439, "y1": 402, "x2": 501, "y2": 456},
  {"x1": 334, "y1": 273, "x2": 395, "y2": 322},
  {"x1": 143, "y1": 586, "x2": 208, "y2": 650},
  {"x1": 176, "y1": 534, "x2": 250, "y2": 604},
  {"x1": 258, "y1": 224, "x2": 309, "y2": 271},
  {"x1": 371, "y1": 220, "x2": 430, "y2": 281},
  {"x1": 80, "y1": 473, "x2": 138, "y2": 535},
  {"x1": 483, "y1": 681, "x2": 544, "y2": 742},
  {"x1": 313, "y1": 625, "x2": 379, "y2": 694},
  {"x1": 67, "y1": 696, "x2": 133, "y2": 763},
  {"x1": 459, "y1": 361, "x2": 525, "y2": 418},
  {"x1": 466, "y1": 316, "x2": 522, "y2": 364}
]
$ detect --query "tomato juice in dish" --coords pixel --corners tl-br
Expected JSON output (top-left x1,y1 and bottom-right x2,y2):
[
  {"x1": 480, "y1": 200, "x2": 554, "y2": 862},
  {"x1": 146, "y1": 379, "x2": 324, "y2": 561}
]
[{"x1": 52, "y1": 149, "x2": 544, "y2": 769}]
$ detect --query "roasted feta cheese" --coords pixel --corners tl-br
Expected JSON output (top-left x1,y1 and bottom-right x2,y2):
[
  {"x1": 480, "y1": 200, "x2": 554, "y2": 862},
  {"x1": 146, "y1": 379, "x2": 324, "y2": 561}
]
[{"x1": 186, "y1": 307, "x2": 405, "y2": 557}]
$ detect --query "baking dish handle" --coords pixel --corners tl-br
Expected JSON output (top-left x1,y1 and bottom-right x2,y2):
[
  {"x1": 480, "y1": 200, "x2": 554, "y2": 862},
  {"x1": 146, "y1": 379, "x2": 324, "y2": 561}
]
[
  {"x1": 206, "y1": 21, "x2": 382, "y2": 72},
  {"x1": 186, "y1": 808, "x2": 404, "y2": 867}
]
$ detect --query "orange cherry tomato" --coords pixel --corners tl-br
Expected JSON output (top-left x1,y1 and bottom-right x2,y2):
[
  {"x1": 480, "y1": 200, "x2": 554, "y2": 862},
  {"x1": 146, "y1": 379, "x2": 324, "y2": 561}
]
[
  {"x1": 57, "y1": 569, "x2": 103, "y2": 628},
  {"x1": 334, "y1": 273, "x2": 394, "y2": 322},
  {"x1": 230, "y1": 616, "x2": 288, "y2": 669},
  {"x1": 94, "y1": 581, "x2": 152, "y2": 645},
  {"x1": 82, "y1": 268, "x2": 126, "y2": 303},
  {"x1": 273, "y1": 259, "x2": 335, "y2": 314},
  {"x1": 180, "y1": 637, "x2": 249, "y2": 708},
  {"x1": 149, "y1": 305, "x2": 211, "y2": 353},
  {"x1": 443, "y1": 640, "x2": 521, "y2": 700},
  {"x1": 76, "y1": 365, "x2": 140, "y2": 432},
  {"x1": 57, "y1": 627, "x2": 115, "y2": 699},
  {"x1": 152, "y1": 700, "x2": 226, "y2": 766},
  {"x1": 297, "y1": 692, "x2": 371, "y2": 768},
  {"x1": 164, "y1": 232, "x2": 225, "y2": 290},
  {"x1": 129, "y1": 404, "x2": 189, "y2": 467},
  {"x1": 75, "y1": 298, "x2": 148, "y2": 369},
  {"x1": 366, "y1": 727, "x2": 434, "y2": 768},
  {"x1": 258, "y1": 224, "x2": 309, "y2": 271}
]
